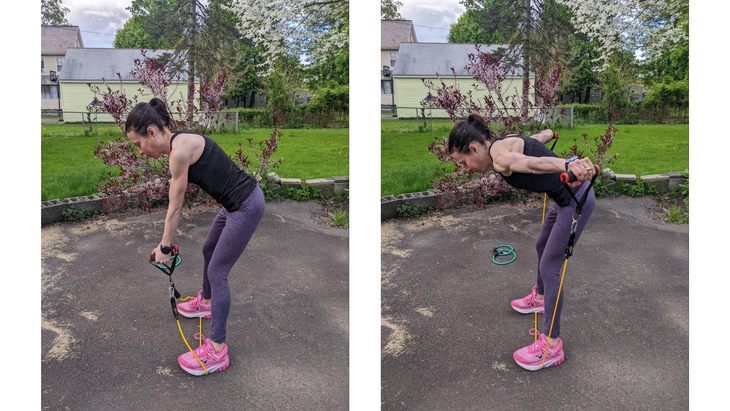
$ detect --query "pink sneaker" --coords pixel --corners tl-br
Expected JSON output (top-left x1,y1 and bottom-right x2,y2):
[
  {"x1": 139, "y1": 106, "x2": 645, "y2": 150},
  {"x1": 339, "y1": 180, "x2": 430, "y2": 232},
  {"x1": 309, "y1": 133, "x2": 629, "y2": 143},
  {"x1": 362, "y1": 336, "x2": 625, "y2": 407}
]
[
  {"x1": 177, "y1": 334, "x2": 230, "y2": 376},
  {"x1": 510, "y1": 285, "x2": 545, "y2": 314},
  {"x1": 177, "y1": 290, "x2": 211, "y2": 319},
  {"x1": 513, "y1": 329, "x2": 564, "y2": 371}
]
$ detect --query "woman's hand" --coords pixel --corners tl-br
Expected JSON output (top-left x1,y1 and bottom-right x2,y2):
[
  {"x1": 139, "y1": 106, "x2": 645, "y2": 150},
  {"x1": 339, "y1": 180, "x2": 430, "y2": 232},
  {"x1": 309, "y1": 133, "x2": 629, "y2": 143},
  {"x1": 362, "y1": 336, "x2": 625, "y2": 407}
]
[
  {"x1": 152, "y1": 244, "x2": 172, "y2": 265},
  {"x1": 567, "y1": 157, "x2": 596, "y2": 188}
]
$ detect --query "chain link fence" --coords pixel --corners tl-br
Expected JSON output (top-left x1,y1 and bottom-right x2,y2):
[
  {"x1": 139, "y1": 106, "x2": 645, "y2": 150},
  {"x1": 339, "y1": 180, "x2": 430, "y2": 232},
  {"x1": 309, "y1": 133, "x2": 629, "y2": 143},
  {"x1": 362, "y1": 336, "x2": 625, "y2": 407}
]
[
  {"x1": 41, "y1": 110, "x2": 240, "y2": 141},
  {"x1": 383, "y1": 106, "x2": 574, "y2": 128}
]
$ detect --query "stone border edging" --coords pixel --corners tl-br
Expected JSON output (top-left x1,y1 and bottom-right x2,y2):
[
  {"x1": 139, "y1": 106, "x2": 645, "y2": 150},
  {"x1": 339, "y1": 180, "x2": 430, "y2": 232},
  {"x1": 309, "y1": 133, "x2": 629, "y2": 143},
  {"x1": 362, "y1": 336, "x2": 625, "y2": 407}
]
[
  {"x1": 380, "y1": 169, "x2": 687, "y2": 220},
  {"x1": 41, "y1": 174, "x2": 349, "y2": 226}
]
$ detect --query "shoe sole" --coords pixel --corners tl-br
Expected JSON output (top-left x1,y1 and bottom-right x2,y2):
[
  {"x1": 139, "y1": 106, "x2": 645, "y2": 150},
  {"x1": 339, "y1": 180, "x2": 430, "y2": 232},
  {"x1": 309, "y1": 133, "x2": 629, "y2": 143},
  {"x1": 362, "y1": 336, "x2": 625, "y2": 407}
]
[
  {"x1": 178, "y1": 311, "x2": 212, "y2": 319},
  {"x1": 510, "y1": 304, "x2": 545, "y2": 314},
  {"x1": 179, "y1": 357, "x2": 230, "y2": 376},
  {"x1": 513, "y1": 353, "x2": 564, "y2": 371}
]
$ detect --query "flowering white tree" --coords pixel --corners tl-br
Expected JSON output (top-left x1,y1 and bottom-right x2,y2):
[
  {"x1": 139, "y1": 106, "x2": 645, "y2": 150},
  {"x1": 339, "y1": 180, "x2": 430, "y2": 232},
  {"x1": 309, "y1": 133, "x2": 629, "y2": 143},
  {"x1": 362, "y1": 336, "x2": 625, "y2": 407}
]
[
  {"x1": 225, "y1": 0, "x2": 349, "y2": 75},
  {"x1": 556, "y1": 0, "x2": 688, "y2": 70}
]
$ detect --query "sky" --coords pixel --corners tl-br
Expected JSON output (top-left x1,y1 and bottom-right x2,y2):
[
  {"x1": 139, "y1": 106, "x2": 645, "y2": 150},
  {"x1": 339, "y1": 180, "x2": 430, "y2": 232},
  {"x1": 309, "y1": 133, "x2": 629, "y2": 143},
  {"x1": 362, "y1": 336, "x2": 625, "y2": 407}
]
[
  {"x1": 61, "y1": 0, "x2": 134, "y2": 48},
  {"x1": 60, "y1": 0, "x2": 469, "y2": 48},
  {"x1": 398, "y1": 0, "x2": 466, "y2": 43}
]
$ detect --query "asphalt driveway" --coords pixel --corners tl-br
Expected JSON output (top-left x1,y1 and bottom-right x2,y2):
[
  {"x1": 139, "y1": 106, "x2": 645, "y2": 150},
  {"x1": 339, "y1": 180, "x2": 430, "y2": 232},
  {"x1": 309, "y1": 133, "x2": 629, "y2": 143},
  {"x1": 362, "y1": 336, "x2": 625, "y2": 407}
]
[
  {"x1": 41, "y1": 201, "x2": 349, "y2": 411},
  {"x1": 381, "y1": 196, "x2": 688, "y2": 411}
]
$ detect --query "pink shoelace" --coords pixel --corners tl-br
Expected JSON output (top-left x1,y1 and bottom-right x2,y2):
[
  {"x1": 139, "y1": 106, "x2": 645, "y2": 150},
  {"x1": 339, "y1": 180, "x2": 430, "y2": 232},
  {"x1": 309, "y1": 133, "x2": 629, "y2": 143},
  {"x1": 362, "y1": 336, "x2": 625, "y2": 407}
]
[
  {"x1": 523, "y1": 290, "x2": 539, "y2": 304},
  {"x1": 186, "y1": 294, "x2": 209, "y2": 312},
  {"x1": 526, "y1": 328, "x2": 550, "y2": 355},
  {"x1": 192, "y1": 333, "x2": 213, "y2": 359}
]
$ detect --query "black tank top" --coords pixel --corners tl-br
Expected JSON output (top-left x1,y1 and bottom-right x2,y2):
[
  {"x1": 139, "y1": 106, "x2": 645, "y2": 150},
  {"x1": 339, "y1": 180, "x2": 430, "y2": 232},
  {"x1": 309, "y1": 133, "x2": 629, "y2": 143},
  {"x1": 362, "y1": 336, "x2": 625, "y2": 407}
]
[
  {"x1": 488, "y1": 135, "x2": 574, "y2": 207},
  {"x1": 170, "y1": 131, "x2": 257, "y2": 212}
]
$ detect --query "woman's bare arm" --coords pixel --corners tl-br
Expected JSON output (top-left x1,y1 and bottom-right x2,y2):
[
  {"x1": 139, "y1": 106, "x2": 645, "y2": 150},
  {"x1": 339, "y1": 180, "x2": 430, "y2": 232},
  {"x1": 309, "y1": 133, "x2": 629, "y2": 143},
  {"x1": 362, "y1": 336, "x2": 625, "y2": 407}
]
[{"x1": 529, "y1": 129, "x2": 554, "y2": 144}]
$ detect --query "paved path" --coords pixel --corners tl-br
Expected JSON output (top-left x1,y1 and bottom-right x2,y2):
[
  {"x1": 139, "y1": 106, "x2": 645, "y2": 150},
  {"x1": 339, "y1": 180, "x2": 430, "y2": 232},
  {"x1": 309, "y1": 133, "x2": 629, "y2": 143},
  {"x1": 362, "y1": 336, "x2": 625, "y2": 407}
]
[
  {"x1": 381, "y1": 196, "x2": 688, "y2": 411},
  {"x1": 41, "y1": 201, "x2": 348, "y2": 410}
]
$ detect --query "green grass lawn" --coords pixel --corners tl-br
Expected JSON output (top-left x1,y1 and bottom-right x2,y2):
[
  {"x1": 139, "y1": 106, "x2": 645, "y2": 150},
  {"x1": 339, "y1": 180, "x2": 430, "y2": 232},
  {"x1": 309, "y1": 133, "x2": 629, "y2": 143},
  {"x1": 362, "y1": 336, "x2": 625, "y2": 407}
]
[
  {"x1": 382, "y1": 123, "x2": 688, "y2": 196},
  {"x1": 42, "y1": 125, "x2": 348, "y2": 201},
  {"x1": 42, "y1": 122, "x2": 122, "y2": 138},
  {"x1": 381, "y1": 118, "x2": 457, "y2": 134}
]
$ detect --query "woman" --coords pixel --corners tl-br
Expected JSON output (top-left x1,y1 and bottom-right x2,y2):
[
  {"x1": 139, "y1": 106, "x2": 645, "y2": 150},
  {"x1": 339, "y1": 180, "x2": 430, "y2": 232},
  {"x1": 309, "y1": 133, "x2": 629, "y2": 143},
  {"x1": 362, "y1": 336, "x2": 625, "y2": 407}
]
[
  {"x1": 448, "y1": 114, "x2": 596, "y2": 371},
  {"x1": 125, "y1": 98, "x2": 265, "y2": 376}
]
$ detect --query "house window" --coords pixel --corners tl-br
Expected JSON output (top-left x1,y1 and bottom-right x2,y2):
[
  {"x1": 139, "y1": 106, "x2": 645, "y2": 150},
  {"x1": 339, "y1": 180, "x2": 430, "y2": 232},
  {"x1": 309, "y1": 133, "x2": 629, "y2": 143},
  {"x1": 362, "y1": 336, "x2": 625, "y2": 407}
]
[
  {"x1": 389, "y1": 52, "x2": 397, "y2": 68},
  {"x1": 381, "y1": 80, "x2": 393, "y2": 95},
  {"x1": 41, "y1": 85, "x2": 58, "y2": 100},
  {"x1": 55, "y1": 57, "x2": 64, "y2": 73},
  {"x1": 41, "y1": 58, "x2": 46, "y2": 74}
]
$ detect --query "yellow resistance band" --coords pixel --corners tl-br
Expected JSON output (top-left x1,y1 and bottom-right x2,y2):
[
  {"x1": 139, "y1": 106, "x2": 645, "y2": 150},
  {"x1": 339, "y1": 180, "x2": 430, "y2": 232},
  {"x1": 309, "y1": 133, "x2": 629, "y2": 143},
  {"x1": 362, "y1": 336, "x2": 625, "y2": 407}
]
[
  {"x1": 541, "y1": 258, "x2": 568, "y2": 369},
  {"x1": 177, "y1": 295, "x2": 208, "y2": 375}
]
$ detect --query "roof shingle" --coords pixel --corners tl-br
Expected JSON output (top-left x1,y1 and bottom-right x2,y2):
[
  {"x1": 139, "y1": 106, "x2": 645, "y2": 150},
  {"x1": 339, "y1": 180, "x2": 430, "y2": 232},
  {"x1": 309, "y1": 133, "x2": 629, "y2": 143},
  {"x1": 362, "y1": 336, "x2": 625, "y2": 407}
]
[
  {"x1": 41, "y1": 26, "x2": 83, "y2": 55},
  {"x1": 60, "y1": 48, "x2": 190, "y2": 82},
  {"x1": 381, "y1": 20, "x2": 416, "y2": 50},
  {"x1": 392, "y1": 43, "x2": 526, "y2": 78}
]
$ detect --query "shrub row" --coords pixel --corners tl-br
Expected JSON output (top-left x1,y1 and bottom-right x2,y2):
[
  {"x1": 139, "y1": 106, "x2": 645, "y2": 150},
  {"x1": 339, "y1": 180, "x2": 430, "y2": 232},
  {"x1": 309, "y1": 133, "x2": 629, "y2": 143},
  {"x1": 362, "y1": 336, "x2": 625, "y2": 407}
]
[
  {"x1": 571, "y1": 103, "x2": 688, "y2": 125},
  {"x1": 233, "y1": 106, "x2": 349, "y2": 129},
  {"x1": 233, "y1": 84, "x2": 349, "y2": 129}
]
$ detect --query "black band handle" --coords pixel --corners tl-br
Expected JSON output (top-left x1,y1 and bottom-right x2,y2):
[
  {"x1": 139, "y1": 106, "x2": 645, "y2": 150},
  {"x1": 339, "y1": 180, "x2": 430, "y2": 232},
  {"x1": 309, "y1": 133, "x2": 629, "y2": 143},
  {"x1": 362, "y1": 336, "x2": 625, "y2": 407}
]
[
  {"x1": 560, "y1": 165, "x2": 600, "y2": 183},
  {"x1": 170, "y1": 296, "x2": 179, "y2": 320},
  {"x1": 148, "y1": 245, "x2": 179, "y2": 263},
  {"x1": 549, "y1": 132, "x2": 559, "y2": 151}
]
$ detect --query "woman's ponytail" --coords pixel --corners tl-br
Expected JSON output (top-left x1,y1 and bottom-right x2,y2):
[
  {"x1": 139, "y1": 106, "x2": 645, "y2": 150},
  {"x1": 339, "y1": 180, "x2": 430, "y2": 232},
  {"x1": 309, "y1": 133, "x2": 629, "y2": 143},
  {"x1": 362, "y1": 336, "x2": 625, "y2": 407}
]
[
  {"x1": 149, "y1": 98, "x2": 172, "y2": 129},
  {"x1": 125, "y1": 98, "x2": 172, "y2": 136},
  {"x1": 448, "y1": 113, "x2": 496, "y2": 154}
]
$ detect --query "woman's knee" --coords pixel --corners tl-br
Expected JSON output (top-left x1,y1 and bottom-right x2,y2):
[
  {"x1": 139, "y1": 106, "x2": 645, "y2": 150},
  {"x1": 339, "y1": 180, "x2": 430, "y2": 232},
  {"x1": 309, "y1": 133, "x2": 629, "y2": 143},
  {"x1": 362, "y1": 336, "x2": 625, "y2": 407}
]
[{"x1": 202, "y1": 241, "x2": 216, "y2": 258}]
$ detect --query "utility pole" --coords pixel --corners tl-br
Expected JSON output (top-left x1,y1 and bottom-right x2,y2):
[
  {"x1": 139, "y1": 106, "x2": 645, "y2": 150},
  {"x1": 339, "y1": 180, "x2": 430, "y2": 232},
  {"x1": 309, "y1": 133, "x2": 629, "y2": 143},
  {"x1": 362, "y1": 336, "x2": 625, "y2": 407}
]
[
  {"x1": 187, "y1": 0, "x2": 197, "y2": 126},
  {"x1": 521, "y1": 0, "x2": 531, "y2": 123}
]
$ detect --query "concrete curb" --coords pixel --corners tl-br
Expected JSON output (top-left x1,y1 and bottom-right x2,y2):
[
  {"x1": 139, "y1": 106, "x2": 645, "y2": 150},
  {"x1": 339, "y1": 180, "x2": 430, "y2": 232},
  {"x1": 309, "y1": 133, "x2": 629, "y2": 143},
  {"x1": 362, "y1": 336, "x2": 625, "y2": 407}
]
[
  {"x1": 41, "y1": 195, "x2": 105, "y2": 226},
  {"x1": 41, "y1": 174, "x2": 349, "y2": 226},
  {"x1": 381, "y1": 169, "x2": 687, "y2": 220}
]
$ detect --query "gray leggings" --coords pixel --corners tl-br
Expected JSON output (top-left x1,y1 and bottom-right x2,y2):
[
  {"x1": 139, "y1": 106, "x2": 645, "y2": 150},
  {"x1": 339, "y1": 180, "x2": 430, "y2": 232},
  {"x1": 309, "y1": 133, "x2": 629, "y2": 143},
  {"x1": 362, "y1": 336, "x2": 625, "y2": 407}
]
[
  {"x1": 202, "y1": 185, "x2": 265, "y2": 343},
  {"x1": 535, "y1": 183, "x2": 595, "y2": 339}
]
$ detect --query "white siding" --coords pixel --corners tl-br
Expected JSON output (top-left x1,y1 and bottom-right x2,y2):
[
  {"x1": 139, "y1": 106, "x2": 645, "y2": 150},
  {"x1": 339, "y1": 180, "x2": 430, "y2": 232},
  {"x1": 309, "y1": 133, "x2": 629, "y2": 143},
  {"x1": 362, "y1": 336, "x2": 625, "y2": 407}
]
[
  {"x1": 394, "y1": 76, "x2": 528, "y2": 118},
  {"x1": 60, "y1": 81, "x2": 197, "y2": 123}
]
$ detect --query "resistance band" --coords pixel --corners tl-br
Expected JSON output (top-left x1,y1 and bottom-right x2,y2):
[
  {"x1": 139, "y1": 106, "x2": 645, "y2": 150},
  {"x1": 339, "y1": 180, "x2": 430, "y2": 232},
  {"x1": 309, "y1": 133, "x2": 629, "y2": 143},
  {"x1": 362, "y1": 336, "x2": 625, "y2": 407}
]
[
  {"x1": 149, "y1": 246, "x2": 208, "y2": 375},
  {"x1": 540, "y1": 165, "x2": 600, "y2": 369},
  {"x1": 492, "y1": 245, "x2": 516, "y2": 265}
]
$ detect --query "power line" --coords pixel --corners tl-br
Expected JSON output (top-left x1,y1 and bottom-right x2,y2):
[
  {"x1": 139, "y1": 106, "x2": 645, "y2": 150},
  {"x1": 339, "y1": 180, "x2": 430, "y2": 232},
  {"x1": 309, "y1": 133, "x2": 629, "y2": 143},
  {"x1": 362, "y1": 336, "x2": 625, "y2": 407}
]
[
  {"x1": 80, "y1": 30, "x2": 117, "y2": 36},
  {"x1": 414, "y1": 24, "x2": 451, "y2": 31}
]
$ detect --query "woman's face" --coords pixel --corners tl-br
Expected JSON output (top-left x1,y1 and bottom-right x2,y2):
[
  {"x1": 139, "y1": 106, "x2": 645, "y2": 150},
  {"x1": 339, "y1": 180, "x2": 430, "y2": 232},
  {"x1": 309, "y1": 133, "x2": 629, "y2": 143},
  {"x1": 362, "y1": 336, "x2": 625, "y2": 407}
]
[
  {"x1": 450, "y1": 142, "x2": 490, "y2": 174},
  {"x1": 127, "y1": 127, "x2": 162, "y2": 158}
]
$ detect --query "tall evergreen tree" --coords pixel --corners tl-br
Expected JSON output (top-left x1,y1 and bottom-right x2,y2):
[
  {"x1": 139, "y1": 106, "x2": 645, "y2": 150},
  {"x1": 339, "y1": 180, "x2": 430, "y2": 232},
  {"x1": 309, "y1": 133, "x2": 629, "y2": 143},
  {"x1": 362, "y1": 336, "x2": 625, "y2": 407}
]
[
  {"x1": 459, "y1": 0, "x2": 575, "y2": 71},
  {"x1": 458, "y1": 0, "x2": 575, "y2": 120},
  {"x1": 116, "y1": 0, "x2": 244, "y2": 116}
]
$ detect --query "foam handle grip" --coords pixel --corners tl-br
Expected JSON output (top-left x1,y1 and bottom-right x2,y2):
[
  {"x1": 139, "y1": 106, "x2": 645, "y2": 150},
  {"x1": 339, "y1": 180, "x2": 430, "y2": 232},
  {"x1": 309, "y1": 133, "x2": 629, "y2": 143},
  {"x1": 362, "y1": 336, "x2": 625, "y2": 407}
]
[
  {"x1": 147, "y1": 245, "x2": 179, "y2": 262},
  {"x1": 561, "y1": 165, "x2": 600, "y2": 183}
]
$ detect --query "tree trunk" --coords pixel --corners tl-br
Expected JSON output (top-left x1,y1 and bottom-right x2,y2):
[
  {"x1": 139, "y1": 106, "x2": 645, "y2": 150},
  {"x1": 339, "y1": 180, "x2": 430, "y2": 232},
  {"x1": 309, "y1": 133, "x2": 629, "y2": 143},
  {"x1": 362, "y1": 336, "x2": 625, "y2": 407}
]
[
  {"x1": 521, "y1": 0, "x2": 531, "y2": 124},
  {"x1": 249, "y1": 91, "x2": 256, "y2": 108},
  {"x1": 583, "y1": 86, "x2": 591, "y2": 104},
  {"x1": 186, "y1": 0, "x2": 196, "y2": 126}
]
